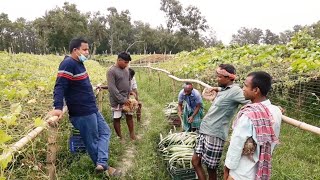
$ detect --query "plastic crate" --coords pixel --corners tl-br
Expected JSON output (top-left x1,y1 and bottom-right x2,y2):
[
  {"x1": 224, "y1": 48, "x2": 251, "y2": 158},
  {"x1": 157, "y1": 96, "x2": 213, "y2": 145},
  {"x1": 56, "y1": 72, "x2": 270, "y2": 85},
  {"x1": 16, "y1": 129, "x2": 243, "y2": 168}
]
[
  {"x1": 167, "y1": 166, "x2": 197, "y2": 180},
  {"x1": 69, "y1": 135, "x2": 86, "y2": 153}
]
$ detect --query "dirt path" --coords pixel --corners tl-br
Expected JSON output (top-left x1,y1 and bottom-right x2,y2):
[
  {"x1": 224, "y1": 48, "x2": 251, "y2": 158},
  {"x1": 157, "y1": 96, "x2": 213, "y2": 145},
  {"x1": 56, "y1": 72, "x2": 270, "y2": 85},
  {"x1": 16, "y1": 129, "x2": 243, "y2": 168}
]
[{"x1": 117, "y1": 106, "x2": 152, "y2": 177}]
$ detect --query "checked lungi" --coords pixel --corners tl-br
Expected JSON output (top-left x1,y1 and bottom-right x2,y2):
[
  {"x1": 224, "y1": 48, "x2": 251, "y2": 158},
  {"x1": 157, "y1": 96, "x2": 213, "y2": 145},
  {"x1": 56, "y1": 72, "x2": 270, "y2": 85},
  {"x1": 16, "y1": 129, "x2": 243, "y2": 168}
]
[{"x1": 194, "y1": 134, "x2": 225, "y2": 169}]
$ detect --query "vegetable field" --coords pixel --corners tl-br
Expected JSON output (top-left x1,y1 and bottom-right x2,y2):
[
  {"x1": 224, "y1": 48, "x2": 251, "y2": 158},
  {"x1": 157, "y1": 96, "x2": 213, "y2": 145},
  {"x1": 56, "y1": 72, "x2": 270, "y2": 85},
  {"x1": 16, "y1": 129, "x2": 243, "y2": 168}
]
[{"x1": 0, "y1": 32, "x2": 319, "y2": 180}]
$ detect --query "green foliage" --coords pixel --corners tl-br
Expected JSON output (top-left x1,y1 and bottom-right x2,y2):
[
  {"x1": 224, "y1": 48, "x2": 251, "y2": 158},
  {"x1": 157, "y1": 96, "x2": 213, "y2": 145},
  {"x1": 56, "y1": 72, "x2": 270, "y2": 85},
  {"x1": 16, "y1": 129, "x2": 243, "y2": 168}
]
[
  {"x1": 33, "y1": 117, "x2": 45, "y2": 127},
  {"x1": 0, "y1": 131, "x2": 12, "y2": 144},
  {"x1": 158, "y1": 35, "x2": 320, "y2": 84},
  {"x1": 0, "y1": 53, "x2": 107, "y2": 178}
]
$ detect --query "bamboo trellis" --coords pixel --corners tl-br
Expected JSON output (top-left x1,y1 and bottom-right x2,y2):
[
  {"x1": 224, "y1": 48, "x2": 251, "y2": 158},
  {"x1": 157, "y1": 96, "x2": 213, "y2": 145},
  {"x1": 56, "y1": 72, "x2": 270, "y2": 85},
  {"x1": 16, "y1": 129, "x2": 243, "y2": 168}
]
[{"x1": 131, "y1": 65, "x2": 320, "y2": 136}]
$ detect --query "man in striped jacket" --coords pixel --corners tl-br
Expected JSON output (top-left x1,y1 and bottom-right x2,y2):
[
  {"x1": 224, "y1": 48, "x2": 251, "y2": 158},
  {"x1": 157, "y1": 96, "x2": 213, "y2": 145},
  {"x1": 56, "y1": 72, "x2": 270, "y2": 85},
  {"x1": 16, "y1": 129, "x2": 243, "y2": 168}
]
[{"x1": 49, "y1": 37, "x2": 121, "y2": 176}]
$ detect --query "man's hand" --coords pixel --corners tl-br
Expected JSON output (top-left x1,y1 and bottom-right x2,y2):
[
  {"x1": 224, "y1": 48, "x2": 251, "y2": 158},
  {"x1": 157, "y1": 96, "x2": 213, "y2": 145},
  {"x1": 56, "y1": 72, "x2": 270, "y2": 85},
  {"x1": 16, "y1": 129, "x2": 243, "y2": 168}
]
[
  {"x1": 223, "y1": 166, "x2": 230, "y2": 180},
  {"x1": 278, "y1": 106, "x2": 285, "y2": 114},
  {"x1": 47, "y1": 109, "x2": 63, "y2": 127},
  {"x1": 188, "y1": 116, "x2": 194, "y2": 123},
  {"x1": 208, "y1": 87, "x2": 220, "y2": 92},
  {"x1": 124, "y1": 99, "x2": 131, "y2": 106},
  {"x1": 202, "y1": 88, "x2": 217, "y2": 101},
  {"x1": 96, "y1": 85, "x2": 108, "y2": 90}
]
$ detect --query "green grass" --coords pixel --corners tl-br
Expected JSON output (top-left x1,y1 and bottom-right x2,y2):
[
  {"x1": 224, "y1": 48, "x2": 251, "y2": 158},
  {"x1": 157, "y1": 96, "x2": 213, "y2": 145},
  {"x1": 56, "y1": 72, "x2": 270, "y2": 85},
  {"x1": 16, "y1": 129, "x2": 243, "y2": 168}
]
[
  {"x1": 271, "y1": 123, "x2": 320, "y2": 179},
  {"x1": 122, "y1": 68, "x2": 174, "y2": 179}
]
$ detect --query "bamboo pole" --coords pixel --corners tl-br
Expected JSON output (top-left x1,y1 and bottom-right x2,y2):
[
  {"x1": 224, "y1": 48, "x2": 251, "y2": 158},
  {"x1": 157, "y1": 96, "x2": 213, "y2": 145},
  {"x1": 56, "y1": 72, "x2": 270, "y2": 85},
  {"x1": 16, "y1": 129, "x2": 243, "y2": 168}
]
[
  {"x1": 158, "y1": 71, "x2": 161, "y2": 94},
  {"x1": 168, "y1": 75, "x2": 212, "y2": 88},
  {"x1": 130, "y1": 65, "x2": 171, "y2": 75},
  {"x1": 47, "y1": 123, "x2": 58, "y2": 180},
  {"x1": 172, "y1": 78, "x2": 176, "y2": 98},
  {"x1": 282, "y1": 115, "x2": 320, "y2": 135},
  {"x1": 98, "y1": 90, "x2": 103, "y2": 112},
  {"x1": 46, "y1": 106, "x2": 68, "y2": 180}
]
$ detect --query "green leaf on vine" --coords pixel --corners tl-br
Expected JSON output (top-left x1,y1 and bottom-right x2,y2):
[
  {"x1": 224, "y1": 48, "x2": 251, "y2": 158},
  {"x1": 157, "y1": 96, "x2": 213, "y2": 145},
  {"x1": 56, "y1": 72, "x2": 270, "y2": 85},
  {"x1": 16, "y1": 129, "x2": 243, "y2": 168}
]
[
  {"x1": 1, "y1": 115, "x2": 17, "y2": 126},
  {"x1": 34, "y1": 117, "x2": 45, "y2": 127},
  {"x1": 10, "y1": 103, "x2": 22, "y2": 115},
  {"x1": 0, "y1": 130, "x2": 12, "y2": 144},
  {"x1": 0, "y1": 153, "x2": 12, "y2": 169}
]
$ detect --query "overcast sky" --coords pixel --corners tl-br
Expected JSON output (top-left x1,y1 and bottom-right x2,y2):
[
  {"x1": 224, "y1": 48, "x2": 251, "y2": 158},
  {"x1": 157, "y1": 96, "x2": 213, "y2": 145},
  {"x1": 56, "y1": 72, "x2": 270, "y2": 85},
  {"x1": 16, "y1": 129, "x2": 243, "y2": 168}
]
[{"x1": 1, "y1": 0, "x2": 320, "y2": 44}]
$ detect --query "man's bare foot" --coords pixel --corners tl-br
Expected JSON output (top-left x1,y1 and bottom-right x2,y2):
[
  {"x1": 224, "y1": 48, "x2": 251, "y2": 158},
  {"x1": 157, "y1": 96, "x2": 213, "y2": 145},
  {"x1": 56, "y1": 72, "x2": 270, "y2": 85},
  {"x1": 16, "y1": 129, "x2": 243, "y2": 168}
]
[
  {"x1": 131, "y1": 135, "x2": 141, "y2": 141},
  {"x1": 95, "y1": 164, "x2": 105, "y2": 173},
  {"x1": 107, "y1": 166, "x2": 122, "y2": 177}
]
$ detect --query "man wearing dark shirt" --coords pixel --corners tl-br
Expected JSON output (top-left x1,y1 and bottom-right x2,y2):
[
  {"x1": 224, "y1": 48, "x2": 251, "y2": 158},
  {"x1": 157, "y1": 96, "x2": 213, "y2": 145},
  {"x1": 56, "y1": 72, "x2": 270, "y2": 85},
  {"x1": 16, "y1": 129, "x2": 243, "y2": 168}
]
[
  {"x1": 107, "y1": 52, "x2": 136, "y2": 141},
  {"x1": 49, "y1": 37, "x2": 121, "y2": 176}
]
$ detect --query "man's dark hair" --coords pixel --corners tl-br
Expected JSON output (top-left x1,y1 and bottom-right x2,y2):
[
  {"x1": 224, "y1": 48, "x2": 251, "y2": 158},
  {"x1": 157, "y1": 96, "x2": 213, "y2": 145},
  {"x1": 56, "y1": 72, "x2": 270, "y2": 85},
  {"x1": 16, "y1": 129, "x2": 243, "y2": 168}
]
[
  {"x1": 184, "y1": 82, "x2": 193, "y2": 89},
  {"x1": 129, "y1": 68, "x2": 135, "y2": 80},
  {"x1": 219, "y1": 64, "x2": 236, "y2": 74},
  {"x1": 247, "y1": 71, "x2": 272, "y2": 96},
  {"x1": 118, "y1": 51, "x2": 131, "y2": 61},
  {"x1": 69, "y1": 37, "x2": 88, "y2": 53}
]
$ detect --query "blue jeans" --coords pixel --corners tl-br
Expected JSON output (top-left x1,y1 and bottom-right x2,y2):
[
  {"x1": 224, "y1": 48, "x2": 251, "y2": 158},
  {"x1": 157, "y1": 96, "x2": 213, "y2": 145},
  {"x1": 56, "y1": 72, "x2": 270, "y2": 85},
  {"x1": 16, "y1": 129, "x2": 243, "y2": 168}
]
[{"x1": 70, "y1": 112, "x2": 111, "y2": 169}]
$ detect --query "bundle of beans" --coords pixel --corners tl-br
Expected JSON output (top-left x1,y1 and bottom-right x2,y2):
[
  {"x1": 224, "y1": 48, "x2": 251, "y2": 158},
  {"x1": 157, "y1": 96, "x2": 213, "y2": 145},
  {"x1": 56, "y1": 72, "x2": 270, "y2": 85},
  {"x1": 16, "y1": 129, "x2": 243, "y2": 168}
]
[{"x1": 158, "y1": 131, "x2": 198, "y2": 169}]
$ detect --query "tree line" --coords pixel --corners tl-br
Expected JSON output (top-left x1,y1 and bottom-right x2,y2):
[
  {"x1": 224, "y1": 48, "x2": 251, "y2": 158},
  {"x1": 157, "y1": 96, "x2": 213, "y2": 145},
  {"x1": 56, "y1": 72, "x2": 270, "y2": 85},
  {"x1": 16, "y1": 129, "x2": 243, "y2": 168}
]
[{"x1": 0, "y1": 0, "x2": 320, "y2": 55}]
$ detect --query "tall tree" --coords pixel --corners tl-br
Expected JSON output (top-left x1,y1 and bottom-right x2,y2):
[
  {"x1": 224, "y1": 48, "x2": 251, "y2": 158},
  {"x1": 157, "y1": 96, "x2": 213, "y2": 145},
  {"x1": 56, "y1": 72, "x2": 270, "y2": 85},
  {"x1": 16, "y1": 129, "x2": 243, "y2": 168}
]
[
  {"x1": 106, "y1": 7, "x2": 133, "y2": 54},
  {"x1": 231, "y1": 27, "x2": 263, "y2": 45},
  {"x1": 309, "y1": 21, "x2": 320, "y2": 39},
  {"x1": 88, "y1": 11, "x2": 107, "y2": 55},
  {"x1": 202, "y1": 29, "x2": 223, "y2": 47},
  {"x1": 262, "y1": 29, "x2": 280, "y2": 44},
  {"x1": 179, "y1": 5, "x2": 208, "y2": 39},
  {"x1": 160, "y1": 0, "x2": 183, "y2": 31},
  {"x1": 41, "y1": 2, "x2": 88, "y2": 53},
  {"x1": 0, "y1": 13, "x2": 12, "y2": 51},
  {"x1": 279, "y1": 30, "x2": 293, "y2": 44},
  {"x1": 160, "y1": 0, "x2": 209, "y2": 51}
]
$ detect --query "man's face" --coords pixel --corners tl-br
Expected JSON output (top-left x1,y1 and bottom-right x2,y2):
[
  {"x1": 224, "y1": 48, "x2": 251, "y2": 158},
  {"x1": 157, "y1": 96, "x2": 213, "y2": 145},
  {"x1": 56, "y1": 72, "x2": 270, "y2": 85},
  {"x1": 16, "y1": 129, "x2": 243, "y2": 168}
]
[
  {"x1": 117, "y1": 58, "x2": 129, "y2": 69},
  {"x1": 77, "y1": 42, "x2": 89, "y2": 57},
  {"x1": 242, "y1": 76, "x2": 256, "y2": 100},
  {"x1": 216, "y1": 72, "x2": 231, "y2": 87},
  {"x1": 184, "y1": 86, "x2": 193, "y2": 95}
]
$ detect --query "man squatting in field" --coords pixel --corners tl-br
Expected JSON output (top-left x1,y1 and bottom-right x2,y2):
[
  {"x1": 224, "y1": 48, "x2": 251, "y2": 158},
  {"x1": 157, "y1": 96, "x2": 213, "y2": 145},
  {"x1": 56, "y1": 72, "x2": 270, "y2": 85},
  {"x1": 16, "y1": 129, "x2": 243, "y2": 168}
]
[{"x1": 177, "y1": 82, "x2": 204, "y2": 132}]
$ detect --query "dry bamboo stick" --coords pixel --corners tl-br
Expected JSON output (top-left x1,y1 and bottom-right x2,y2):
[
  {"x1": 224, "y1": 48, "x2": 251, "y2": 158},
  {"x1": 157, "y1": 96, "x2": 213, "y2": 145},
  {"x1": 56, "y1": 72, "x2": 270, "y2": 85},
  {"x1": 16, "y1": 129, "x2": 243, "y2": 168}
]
[
  {"x1": 47, "y1": 124, "x2": 58, "y2": 180},
  {"x1": 149, "y1": 67, "x2": 171, "y2": 75},
  {"x1": 282, "y1": 115, "x2": 320, "y2": 135},
  {"x1": 168, "y1": 75, "x2": 212, "y2": 88},
  {"x1": 98, "y1": 91, "x2": 103, "y2": 112},
  {"x1": 130, "y1": 65, "x2": 171, "y2": 75}
]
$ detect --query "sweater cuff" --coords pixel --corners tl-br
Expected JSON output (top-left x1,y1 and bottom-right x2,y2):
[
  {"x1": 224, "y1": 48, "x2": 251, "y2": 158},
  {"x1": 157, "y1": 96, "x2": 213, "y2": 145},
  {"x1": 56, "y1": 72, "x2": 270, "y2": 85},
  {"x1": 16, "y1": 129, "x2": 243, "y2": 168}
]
[{"x1": 54, "y1": 106, "x2": 63, "y2": 110}]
